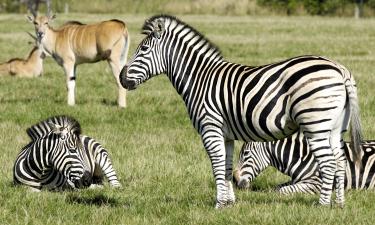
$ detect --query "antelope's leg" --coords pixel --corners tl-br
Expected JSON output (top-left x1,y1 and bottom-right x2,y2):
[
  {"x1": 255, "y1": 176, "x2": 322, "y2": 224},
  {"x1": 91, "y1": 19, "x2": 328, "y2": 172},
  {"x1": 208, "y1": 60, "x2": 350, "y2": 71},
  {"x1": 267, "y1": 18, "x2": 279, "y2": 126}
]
[
  {"x1": 63, "y1": 61, "x2": 76, "y2": 106},
  {"x1": 108, "y1": 59, "x2": 127, "y2": 108}
]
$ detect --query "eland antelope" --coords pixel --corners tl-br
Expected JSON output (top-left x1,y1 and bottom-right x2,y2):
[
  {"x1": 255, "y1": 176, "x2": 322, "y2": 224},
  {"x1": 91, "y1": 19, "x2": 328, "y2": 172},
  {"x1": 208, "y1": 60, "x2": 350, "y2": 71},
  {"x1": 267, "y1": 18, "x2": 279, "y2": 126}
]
[
  {"x1": 27, "y1": 13, "x2": 130, "y2": 107},
  {"x1": 0, "y1": 45, "x2": 45, "y2": 77}
]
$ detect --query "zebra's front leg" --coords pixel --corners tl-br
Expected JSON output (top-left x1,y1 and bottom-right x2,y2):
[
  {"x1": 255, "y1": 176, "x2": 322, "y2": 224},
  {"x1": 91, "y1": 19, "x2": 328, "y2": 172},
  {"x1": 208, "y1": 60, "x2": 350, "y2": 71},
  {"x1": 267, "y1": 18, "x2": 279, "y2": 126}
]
[
  {"x1": 225, "y1": 140, "x2": 235, "y2": 205},
  {"x1": 201, "y1": 127, "x2": 234, "y2": 208},
  {"x1": 63, "y1": 61, "x2": 76, "y2": 106}
]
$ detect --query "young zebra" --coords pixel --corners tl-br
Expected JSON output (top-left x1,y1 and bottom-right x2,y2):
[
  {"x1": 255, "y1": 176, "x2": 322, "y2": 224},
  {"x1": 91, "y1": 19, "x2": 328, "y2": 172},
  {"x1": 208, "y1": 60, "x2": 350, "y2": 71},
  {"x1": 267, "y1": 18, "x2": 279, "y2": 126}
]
[
  {"x1": 119, "y1": 15, "x2": 362, "y2": 208},
  {"x1": 14, "y1": 115, "x2": 121, "y2": 191},
  {"x1": 234, "y1": 132, "x2": 375, "y2": 194}
]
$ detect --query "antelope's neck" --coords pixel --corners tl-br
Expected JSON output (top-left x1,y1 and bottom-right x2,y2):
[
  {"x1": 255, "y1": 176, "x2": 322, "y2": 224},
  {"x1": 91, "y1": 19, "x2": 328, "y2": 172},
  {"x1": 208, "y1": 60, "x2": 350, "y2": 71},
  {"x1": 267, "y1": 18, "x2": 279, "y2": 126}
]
[{"x1": 41, "y1": 28, "x2": 57, "y2": 56}]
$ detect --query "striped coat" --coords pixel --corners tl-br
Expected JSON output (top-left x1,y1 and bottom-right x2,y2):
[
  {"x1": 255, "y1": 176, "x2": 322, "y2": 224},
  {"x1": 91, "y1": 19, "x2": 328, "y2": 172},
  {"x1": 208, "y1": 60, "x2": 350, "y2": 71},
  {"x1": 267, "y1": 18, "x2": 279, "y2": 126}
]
[
  {"x1": 119, "y1": 15, "x2": 362, "y2": 207},
  {"x1": 234, "y1": 132, "x2": 375, "y2": 193}
]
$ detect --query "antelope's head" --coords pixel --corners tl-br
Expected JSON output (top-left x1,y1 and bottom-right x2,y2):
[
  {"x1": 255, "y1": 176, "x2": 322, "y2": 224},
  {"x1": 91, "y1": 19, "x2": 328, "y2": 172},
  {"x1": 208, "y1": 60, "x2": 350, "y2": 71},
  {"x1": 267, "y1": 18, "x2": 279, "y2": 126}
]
[
  {"x1": 27, "y1": 32, "x2": 46, "y2": 61},
  {"x1": 26, "y1": 14, "x2": 56, "y2": 43},
  {"x1": 119, "y1": 17, "x2": 166, "y2": 90}
]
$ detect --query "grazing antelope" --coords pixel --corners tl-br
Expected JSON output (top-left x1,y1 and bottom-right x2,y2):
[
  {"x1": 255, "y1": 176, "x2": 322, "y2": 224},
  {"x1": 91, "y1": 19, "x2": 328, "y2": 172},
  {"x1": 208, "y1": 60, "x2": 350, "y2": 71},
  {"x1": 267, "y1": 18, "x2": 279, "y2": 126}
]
[
  {"x1": 27, "y1": 13, "x2": 130, "y2": 107},
  {"x1": 0, "y1": 45, "x2": 45, "y2": 77}
]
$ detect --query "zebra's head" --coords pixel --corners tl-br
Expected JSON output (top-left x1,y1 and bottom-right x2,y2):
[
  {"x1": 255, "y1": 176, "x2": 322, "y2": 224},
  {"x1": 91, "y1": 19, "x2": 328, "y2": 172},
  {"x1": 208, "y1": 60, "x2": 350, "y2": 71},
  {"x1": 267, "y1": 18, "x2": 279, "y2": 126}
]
[
  {"x1": 120, "y1": 16, "x2": 167, "y2": 90},
  {"x1": 233, "y1": 142, "x2": 270, "y2": 189},
  {"x1": 46, "y1": 118, "x2": 92, "y2": 189}
]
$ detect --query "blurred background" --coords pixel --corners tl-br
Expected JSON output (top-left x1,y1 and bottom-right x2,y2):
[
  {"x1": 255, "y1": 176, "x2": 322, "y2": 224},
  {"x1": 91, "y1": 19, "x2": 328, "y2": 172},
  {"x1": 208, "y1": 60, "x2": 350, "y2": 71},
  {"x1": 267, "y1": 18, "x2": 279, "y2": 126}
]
[{"x1": 0, "y1": 0, "x2": 374, "y2": 18}]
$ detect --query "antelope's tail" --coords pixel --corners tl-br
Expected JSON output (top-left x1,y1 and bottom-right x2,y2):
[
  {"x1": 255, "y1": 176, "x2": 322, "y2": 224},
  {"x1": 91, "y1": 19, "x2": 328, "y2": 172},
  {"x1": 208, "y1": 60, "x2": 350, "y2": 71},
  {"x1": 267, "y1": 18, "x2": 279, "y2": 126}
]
[{"x1": 121, "y1": 26, "x2": 130, "y2": 67}]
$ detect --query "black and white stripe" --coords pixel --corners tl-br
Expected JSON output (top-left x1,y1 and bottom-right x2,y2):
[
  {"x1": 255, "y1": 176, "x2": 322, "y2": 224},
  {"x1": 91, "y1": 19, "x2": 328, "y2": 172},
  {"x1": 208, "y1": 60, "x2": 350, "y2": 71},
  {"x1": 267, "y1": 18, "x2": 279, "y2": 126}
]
[
  {"x1": 120, "y1": 15, "x2": 362, "y2": 208},
  {"x1": 234, "y1": 132, "x2": 375, "y2": 193},
  {"x1": 13, "y1": 115, "x2": 120, "y2": 191}
]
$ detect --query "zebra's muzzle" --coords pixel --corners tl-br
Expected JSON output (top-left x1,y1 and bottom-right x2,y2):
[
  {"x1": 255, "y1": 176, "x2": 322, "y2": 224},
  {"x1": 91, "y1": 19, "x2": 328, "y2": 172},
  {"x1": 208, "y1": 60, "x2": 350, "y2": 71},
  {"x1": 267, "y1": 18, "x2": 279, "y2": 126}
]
[
  {"x1": 74, "y1": 171, "x2": 92, "y2": 188},
  {"x1": 119, "y1": 65, "x2": 137, "y2": 90}
]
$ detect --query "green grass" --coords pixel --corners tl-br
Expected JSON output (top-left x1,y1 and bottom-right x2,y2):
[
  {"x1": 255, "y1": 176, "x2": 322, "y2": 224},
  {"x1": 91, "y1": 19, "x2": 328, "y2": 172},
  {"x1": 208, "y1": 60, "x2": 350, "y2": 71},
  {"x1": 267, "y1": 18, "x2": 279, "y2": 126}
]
[{"x1": 1, "y1": 13, "x2": 375, "y2": 225}]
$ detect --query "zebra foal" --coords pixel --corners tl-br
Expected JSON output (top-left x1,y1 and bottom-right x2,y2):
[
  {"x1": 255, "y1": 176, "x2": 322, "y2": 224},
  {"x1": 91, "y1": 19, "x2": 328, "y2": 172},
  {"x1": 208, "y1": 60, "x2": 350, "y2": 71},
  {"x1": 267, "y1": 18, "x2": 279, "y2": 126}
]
[
  {"x1": 14, "y1": 115, "x2": 121, "y2": 191},
  {"x1": 234, "y1": 132, "x2": 375, "y2": 194},
  {"x1": 119, "y1": 15, "x2": 362, "y2": 208}
]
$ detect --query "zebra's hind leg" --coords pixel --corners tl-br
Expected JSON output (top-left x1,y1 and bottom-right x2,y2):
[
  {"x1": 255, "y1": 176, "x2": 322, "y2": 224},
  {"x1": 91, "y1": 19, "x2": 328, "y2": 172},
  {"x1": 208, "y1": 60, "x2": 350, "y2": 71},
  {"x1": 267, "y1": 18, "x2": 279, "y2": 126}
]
[
  {"x1": 331, "y1": 106, "x2": 351, "y2": 208},
  {"x1": 277, "y1": 181, "x2": 321, "y2": 195},
  {"x1": 305, "y1": 134, "x2": 337, "y2": 206},
  {"x1": 331, "y1": 132, "x2": 347, "y2": 208}
]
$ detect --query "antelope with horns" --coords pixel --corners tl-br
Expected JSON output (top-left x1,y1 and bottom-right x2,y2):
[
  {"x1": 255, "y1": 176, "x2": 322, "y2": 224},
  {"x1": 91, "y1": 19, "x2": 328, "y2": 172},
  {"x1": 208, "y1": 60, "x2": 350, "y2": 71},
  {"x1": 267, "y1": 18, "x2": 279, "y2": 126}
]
[
  {"x1": 27, "y1": 11, "x2": 130, "y2": 107},
  {"x1": 0, "y1": 40, "x2": 45, "y2": 78}
]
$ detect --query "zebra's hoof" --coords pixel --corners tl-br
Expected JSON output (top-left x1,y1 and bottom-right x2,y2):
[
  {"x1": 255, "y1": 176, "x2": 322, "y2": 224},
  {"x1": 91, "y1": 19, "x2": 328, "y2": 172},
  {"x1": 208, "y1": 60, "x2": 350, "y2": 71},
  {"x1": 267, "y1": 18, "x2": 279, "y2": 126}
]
[
  {"x1": 336, "y1": 202, "x2": 345, "y2": 209},
  {"x1": 312, "y1": 201, "x2": 332, "y2": 208},
  {"x1": 215, "y1": 200, "x2": 235, "y2": 209}
]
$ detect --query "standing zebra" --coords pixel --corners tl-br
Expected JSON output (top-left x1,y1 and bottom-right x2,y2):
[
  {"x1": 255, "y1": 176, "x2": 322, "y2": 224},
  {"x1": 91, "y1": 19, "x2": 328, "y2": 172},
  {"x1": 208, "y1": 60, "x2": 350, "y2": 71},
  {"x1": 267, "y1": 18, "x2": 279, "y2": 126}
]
[
  {"x1": 119, "y1": 15, "x2": 362, "y2": 208},
  {"x1": 14, "y1": 115, "x2": 121, "y2": 190},
  {"x1": 233, "y1": 132, "x2": 375, "y2": 194}
]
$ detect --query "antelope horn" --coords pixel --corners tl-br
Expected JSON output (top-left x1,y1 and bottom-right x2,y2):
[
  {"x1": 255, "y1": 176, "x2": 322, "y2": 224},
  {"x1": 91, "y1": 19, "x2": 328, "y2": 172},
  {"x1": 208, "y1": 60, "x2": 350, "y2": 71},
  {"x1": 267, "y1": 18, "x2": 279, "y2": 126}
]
[
  {"x1": 46, "y1": 0, "x2": 51, "y2": 17},
  {"x1": 27, "y1": 1, "x2": 37, "y2": 17},
  {"x1": 26, "y1": 31, "x2": 37, "y2": 41}
]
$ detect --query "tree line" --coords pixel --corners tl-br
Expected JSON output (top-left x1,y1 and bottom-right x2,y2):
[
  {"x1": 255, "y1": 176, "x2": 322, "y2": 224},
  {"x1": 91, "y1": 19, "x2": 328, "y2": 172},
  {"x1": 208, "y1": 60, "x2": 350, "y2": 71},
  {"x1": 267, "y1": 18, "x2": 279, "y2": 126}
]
[{"x1": 0, "y1": 0, "x2": 374, "y2": 17}]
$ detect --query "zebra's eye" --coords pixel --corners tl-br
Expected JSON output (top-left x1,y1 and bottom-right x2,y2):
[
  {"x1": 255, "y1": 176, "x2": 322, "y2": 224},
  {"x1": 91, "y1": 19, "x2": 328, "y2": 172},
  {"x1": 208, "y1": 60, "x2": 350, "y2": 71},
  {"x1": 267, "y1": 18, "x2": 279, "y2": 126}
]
[
  {"x1": 69, "y1": 149, "x2": 76, "y2": 153},
  {"x1": 140, "y1": 45, "x2": 149, "y2": 52}
]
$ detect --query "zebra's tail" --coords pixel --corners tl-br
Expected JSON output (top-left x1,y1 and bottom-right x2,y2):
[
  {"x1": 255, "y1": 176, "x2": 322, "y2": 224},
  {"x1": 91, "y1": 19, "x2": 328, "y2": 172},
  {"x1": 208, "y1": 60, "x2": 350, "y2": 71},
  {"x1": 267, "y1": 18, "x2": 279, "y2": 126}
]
[{"x1": 343, "y1": 67, "x2": 363, "y2": 166}]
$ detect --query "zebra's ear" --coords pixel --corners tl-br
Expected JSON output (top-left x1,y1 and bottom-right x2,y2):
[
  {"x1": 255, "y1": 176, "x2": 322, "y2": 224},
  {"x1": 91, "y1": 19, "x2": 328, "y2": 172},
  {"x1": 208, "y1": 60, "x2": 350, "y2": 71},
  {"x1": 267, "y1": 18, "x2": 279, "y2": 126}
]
[
  {"x1": 152, "y1": 19, "x2": 165, "y2": 39},
  {"x1": 47, "y1": 122, "x2": 65, "y2": 135}
]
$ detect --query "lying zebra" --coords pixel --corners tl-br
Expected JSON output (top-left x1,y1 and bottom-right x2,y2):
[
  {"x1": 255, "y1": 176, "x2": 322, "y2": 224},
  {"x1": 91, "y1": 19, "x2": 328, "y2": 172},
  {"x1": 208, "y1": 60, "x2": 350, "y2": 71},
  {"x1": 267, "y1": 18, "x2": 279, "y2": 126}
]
[
  {"x1": 14, "y1": 115, "x2": 121, "y2": 191},
  {"x1": 234, "y1": 132, "x2": 375, "y2": 194}
]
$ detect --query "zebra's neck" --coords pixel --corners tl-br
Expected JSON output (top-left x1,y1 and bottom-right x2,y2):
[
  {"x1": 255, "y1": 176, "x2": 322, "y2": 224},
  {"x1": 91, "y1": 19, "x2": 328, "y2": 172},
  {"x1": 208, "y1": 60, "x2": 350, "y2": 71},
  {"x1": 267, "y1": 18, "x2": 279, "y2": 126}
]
[
  {"x1": 156, "y1": 17, "x2": 223, "y2": 129},
  {"x1": 245, "y1": 143, "x2": 272, "y2": 181},
  {"x1": 26, "y1": 141, "x2": 53, "y2": 179},
  {"x1": 267, "y1": 138, "x2": 294, "y2": 174},
  {"x1": 162, "y1": 43, "x2": 223, "y2": 129}
]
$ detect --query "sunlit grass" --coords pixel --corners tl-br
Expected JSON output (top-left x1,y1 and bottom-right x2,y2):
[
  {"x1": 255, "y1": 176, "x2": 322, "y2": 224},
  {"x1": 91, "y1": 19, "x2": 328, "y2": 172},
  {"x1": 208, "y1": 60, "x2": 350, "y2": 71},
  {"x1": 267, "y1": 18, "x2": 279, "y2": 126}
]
[{"x1": 0, "y1": 13, "x2": 375, "y2": 225}]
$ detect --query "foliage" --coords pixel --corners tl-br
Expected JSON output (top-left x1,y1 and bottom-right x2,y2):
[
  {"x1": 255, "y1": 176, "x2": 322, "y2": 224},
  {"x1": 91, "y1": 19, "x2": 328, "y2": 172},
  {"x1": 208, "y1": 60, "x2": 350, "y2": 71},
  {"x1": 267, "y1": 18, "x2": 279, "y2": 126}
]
[
  {"x1": 0, "y1": 0, "x2": 373, "y2": 16},
  {"x1": 1, "y1": 13, "x2": 375, "y2": 224}
]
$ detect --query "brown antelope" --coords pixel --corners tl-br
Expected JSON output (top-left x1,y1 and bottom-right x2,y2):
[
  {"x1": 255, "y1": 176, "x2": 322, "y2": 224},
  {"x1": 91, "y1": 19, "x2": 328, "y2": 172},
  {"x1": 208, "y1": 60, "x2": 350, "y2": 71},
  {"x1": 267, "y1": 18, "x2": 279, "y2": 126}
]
[
  {"x1": 27, "y1": 12, "x2": 130, "y2": 107},
  {"x1": 0, "y1": 45, "x2": 45, "y2": 77}
]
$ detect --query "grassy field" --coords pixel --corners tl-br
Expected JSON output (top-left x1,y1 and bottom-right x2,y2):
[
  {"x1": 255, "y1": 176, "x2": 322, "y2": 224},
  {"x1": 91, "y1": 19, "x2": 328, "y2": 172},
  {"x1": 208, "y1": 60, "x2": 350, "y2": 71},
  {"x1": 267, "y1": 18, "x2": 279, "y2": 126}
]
[{"x1": 1, "y1": 13, "x2": 375, "y2": 224}]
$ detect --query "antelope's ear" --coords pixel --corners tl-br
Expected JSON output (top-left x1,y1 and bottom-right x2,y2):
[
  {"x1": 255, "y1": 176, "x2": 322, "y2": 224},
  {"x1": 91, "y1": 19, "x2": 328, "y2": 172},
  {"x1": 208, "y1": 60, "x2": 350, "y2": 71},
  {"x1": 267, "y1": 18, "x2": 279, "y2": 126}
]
[
  {"x1": 152, "y1": 19, "x2": 165, "y2": 39},
  {"x1": 49, "y1": 14, "x2": 56, "y2": 21},
  {"x1": 26, "y1": 14, "x2": 34, "y2": 23}
]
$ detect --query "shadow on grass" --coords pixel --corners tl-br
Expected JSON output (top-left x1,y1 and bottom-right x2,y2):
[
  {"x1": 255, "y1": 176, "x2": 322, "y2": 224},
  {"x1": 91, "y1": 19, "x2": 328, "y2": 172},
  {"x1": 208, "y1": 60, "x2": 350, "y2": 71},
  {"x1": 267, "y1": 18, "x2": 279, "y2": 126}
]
[
  {"x1": 101, "y1": 98, "x2": 117, "y2": 106},
  {"x1": 0, "y1": 97, "x2": 37, "y2": 103},
  {"x1": 236, "y1": 186, "x2": 318, "y2": 206},
  {"x1": 66, "y1": 193, "x2": 120, "y2": 207}
]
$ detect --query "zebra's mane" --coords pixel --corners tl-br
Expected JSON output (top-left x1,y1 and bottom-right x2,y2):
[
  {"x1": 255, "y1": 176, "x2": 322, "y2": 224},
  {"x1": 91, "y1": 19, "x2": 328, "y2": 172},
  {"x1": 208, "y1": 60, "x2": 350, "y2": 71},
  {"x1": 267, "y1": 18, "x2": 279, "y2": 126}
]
[
  {"x1": 26, "y1": 115, "x2": 82, "y2": 141},
  {"x1": 142, "y1": 15, "x2": 222, "y2": 59}
]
